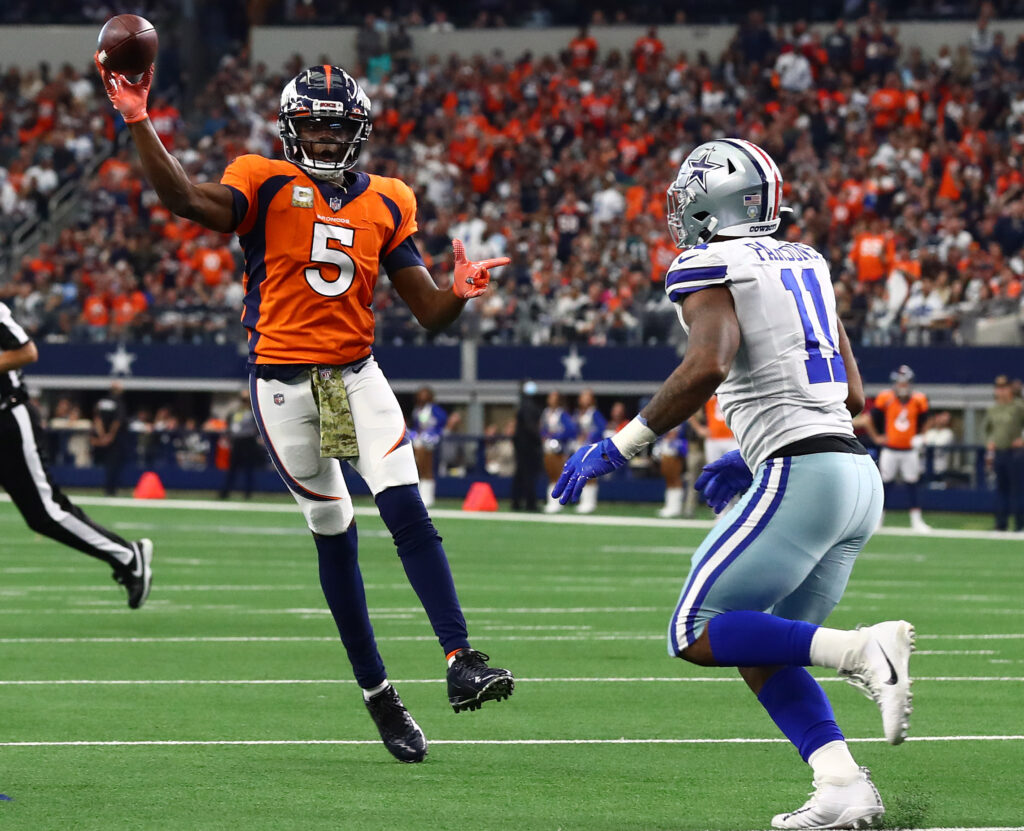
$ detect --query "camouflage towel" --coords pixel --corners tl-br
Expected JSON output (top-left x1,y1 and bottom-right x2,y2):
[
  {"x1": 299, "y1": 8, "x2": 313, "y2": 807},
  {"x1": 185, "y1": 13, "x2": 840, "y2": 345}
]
[{"x1": 310, "y1": 366, "x2": 359, "y2": 460}]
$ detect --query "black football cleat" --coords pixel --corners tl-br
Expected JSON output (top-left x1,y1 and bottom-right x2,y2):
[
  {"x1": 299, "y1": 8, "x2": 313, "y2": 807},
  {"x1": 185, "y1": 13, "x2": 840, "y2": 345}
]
[
  {"x1": 365, "y1": 685, "x2": 428, "y2": 763},
  {"x1": 113, "y1": 538, "x2": 153, "y2": 609},
  {"x1": 447, "y1": 649, "x2": 515, "y2": 713}
]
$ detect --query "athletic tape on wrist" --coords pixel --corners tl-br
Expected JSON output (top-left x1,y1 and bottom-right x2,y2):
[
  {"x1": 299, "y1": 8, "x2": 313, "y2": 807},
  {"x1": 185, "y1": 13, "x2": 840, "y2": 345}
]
[{"x1": 610, "y1": 416, "x2": 658, "y2": 460}]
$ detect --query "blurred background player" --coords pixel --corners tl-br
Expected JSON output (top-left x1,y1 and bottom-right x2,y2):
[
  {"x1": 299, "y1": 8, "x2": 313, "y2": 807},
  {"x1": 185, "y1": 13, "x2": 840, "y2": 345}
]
[
  {"x1": 94, "y1": 59, "x2": 513, "y2": 763},
  {"x1": 541, "y1": 390, "x2": 575, "y2": 513},
  {"x1": 865, "y1": 365, "x2": 932, "y2": 532},
  {"x1": 89, "y1": 381, "x2": 127, "y2": 496},
  {"x1": 703, "y1": 394, "x2": 739, "y2": 463},
  {"x1": 511, "y1": 379, "x2": 542, "y2": 512},
  {"x1": 653, "y1": 425, "x2": 688, "y2": 518},
  {"x1": 409, "y1": 386, "x2": 446, "y2": 508},
  {"x1": 982, "y1": 375, "x2": 1024, "y2": 532},
  {"x1": 219, "y1": 388, "x2": 261, "y2": 500},
  {"x1": 0, "y1": 301, "x2": 153, "y2": 608},
  {"x1": 573, "y1": 388, "x2": 606, "y2": 514}
]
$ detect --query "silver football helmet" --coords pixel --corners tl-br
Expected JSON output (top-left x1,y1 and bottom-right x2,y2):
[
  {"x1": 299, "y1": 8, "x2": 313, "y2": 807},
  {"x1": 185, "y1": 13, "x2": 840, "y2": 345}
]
[{"x1": 666, "y1": 138, "x2": 784, "y2": 247}]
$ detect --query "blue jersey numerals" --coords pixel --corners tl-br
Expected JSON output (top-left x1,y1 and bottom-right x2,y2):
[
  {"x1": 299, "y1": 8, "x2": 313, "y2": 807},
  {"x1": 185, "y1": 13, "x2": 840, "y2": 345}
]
[{"x1": 780, "y1": 267, "x2": 847, "y2": 385}]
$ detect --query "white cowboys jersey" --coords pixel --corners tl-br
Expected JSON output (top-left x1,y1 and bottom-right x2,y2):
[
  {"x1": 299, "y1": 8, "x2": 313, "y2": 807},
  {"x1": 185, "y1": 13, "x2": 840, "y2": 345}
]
[{"x1": 664, "y1": 235, "x2": 853, "y2": 469}]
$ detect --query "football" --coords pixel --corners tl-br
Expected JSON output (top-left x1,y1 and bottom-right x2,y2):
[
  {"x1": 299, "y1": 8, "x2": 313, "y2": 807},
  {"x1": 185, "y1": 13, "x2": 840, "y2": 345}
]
[{"x1": 96, "y1": 14, "x2": 158, "y2": 76}]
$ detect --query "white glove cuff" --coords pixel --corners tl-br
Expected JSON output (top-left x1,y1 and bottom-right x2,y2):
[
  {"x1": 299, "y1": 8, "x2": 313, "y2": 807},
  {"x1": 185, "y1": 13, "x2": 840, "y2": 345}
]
[{"x1": 610, "y1": 416, "x2": 658, "y2": 460}]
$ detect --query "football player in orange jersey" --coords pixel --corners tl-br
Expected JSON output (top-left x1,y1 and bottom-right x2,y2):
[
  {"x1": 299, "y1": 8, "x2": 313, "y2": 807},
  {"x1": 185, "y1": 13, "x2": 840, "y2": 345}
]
[
  {"x1": 865, "y1": 365, "x2": 932, "y2": 532},
  {"x1": 95, "y1": 59, "x2": 514, "y2": 763}
]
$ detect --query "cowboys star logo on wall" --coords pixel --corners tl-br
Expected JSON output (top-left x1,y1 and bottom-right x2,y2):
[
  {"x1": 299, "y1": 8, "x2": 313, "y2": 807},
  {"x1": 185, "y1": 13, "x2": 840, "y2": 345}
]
[{"x1": 682, "y1": 149, "x2": 723, "y2": 193}]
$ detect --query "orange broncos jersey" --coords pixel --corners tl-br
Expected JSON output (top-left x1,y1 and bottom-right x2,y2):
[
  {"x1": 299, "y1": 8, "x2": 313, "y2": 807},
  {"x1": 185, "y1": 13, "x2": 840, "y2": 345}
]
[
  {"x1": 705, "y1": 396, "x2": 734, "y2": 440},
  {"x1": 874, "y1": 388, "x2": 929, "y2": 449},
  {"x1": 221, "y1": 155, "x2": 423, "y2": 365}
]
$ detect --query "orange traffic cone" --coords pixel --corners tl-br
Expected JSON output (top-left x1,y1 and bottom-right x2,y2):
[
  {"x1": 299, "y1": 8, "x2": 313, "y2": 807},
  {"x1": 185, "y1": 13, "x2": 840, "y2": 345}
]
[
  {"x1": 462, "y1": 481, "x2": 498, "y2": 512},
  {"x1": 133, "y1": 471, "x2": 166, "y2": 500}
]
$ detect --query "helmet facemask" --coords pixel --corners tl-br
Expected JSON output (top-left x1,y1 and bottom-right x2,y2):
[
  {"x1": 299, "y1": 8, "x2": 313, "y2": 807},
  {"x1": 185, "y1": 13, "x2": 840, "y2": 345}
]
[
  {"x1": 666, "y1": 182, "x2": 719, "y2": 248},
  {"x1": 280, "y1": 114, "x2": 371, "y2": 181}
]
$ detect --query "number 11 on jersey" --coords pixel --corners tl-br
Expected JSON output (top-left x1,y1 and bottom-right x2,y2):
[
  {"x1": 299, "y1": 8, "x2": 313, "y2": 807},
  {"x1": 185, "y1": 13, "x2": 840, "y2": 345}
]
[{"x1": 780, "y1": 267, "x2": 847, "y2": 385}]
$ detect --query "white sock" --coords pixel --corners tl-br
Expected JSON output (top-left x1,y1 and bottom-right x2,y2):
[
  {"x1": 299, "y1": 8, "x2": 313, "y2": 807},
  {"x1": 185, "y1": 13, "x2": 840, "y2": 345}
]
[
  {"x1": 362, "y1": 680, "x2": 390, "y2": 701},
  {"x1": 808, "y1": 740, "x2": 860, "y2": 785},
  {"x1": 420, "y1": 479, "x2": 436, "y2": 507},
  {"x1": 809, "y1": 627, "x2": 864, "y2": 670},
  {"x1": 578, "y1": 483, "x2": 597, "y2": 511}
]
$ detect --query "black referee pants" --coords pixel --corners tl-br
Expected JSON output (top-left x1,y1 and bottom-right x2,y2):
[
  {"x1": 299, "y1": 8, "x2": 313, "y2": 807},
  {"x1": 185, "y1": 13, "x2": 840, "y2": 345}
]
[{"x1": 0, "y1": 401, "x2": 134, "y2": 567}]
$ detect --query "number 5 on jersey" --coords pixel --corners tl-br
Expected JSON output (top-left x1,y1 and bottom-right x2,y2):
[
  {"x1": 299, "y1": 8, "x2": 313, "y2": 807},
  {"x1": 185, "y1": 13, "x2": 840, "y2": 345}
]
[
  {"x1": 306, "y1": 222, "x2": 356, "y2": 297},
  {"x1": 781, "y1": 267, "x2": 847, "y2": 385}
]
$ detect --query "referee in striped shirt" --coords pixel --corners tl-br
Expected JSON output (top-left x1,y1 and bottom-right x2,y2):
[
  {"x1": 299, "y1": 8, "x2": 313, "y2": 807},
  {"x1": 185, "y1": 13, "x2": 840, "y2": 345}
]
[{"x1": 0, "y1": 301, "x2": 153, "y2": 607}]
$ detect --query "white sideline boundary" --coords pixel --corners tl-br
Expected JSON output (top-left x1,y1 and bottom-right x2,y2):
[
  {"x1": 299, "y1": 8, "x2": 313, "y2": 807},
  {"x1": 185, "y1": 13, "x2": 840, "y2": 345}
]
[
  {"x1": 2, "y1": 494, "x2": 1021, "y2": 541},
  {"x1": 1, "y1": 735, "x2": 1021, "y2": 748},
  {"x1": 1, "y1": 676, "x2": 1021, "y2": 686}
]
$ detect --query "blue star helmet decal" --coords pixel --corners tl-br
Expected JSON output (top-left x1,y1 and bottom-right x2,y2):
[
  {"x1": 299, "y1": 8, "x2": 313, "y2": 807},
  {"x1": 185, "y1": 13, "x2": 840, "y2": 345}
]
[{"x1": 682, "y1": 148, "x2": 723, "y2": 193}]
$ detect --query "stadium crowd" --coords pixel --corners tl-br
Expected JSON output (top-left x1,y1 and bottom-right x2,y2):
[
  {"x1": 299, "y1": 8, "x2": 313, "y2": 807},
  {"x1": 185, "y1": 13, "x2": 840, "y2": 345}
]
[{"x1": 4, "y1": 8, "x2": 1024, "y2": 347}]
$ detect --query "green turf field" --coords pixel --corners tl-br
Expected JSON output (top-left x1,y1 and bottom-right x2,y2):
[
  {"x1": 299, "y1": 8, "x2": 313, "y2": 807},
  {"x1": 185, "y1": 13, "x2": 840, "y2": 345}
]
[{"x1": 1, "y1": 496, "x2": 1022, "y2": 830}]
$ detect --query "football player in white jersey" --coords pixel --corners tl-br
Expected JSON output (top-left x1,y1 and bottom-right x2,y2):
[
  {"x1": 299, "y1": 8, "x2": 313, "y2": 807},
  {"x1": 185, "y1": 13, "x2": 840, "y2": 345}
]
[{"x1": 554, "y1": 138, "x2": 916, "y2": 830}]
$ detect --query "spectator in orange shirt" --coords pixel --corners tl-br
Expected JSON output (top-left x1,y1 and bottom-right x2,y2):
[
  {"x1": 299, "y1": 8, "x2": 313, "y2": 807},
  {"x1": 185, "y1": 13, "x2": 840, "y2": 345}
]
[
  {"x1": 191, "y1": 234, "x2": 236, "y2": 288},
  {"x1": 632, "y1": 27, "x2": 664, "y2": 74},
  {"x1": 81, "y1": 286, "x2": 110, "y2": 337},
  {"x1": 850, "y1": 219, "x2": 894, "y2": 282},
  {"x1": 648, "y1": 234, "x2": 677, "y2": 284},
  {"x1": 568, "y1": 26, "x2": 598, "y2": 71},
  {"x1": 148, "y1": 95, "x2": 182, "y2": 151},
  {"x1": 869, "y1": 72, "x2": 905, "y2": 132}
]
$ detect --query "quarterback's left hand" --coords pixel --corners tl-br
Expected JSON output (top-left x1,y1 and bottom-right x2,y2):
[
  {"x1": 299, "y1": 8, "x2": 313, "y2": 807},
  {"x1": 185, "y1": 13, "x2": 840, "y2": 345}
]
[
  {"x1": 694, "y1": 449, "x2": 752, "y2": 514},
  {"x1": 552, "y1": 438, "x2": 627, "y2": 505},
  {"x1": 452, "y1": 239, "x2": 510, "y2": 299}
]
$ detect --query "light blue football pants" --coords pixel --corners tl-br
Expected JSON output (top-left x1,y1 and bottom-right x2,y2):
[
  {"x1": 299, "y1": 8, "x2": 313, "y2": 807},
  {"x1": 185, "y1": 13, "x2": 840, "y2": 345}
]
[{"x1": 668, "y1": 451, "x2": 884, "y2": 656}]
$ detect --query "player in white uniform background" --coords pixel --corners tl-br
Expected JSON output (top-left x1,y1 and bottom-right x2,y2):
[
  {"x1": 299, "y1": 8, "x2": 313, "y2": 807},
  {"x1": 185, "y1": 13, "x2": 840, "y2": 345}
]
[{"x1": 554, "y1": 138, "x2": 916, "y2": 830}]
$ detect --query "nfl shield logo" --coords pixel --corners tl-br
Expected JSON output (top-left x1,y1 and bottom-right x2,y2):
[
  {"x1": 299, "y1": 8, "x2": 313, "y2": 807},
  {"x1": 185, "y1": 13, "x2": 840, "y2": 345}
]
[
  {"x1": 329, "y1": 196, "x2": 343, "y2": 212},
  {"x1": 273, "y1": 393, "x2": 285, "y2": 406},
  {"x1": 318, "y1": 367, "x2": 333, "y2": 381}
]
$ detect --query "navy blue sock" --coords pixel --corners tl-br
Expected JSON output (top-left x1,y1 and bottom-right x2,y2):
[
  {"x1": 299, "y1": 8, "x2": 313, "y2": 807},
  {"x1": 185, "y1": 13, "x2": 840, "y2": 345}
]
[
  {"x1": 314, "y1": 524, "x2": 386, "y2": 688},
  {"x1": 757, "y1": 666, "x2": 846, "y2": 761},
  {"x1": 707, "y1": 610, "x2": 817, "y2": 666},
  {"x1": 375, "y1": 485, "x2": 469, "y2": 655}
]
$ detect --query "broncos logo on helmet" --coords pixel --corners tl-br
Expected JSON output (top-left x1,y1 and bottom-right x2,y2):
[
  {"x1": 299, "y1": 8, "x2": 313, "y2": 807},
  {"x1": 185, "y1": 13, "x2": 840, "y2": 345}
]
[{"x1": 279, "y1": 65, "x2": 372, "y2": 181}]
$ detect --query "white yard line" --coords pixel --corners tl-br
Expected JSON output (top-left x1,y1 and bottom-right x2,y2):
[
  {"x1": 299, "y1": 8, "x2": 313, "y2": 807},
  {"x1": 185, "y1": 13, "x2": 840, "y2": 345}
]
[
  {"x1": 0, "y1": 636, "x2": 1002, "y2": 655},
  {"x1": 0, "y1": 736, "x2": 1019, "y2": 748},
  {"x1": 0, "y1": 676, "x2": 1020, "y2": 686},
  {"x1": 2, "y1": 494, "x2": 1020, "y2": 541}
]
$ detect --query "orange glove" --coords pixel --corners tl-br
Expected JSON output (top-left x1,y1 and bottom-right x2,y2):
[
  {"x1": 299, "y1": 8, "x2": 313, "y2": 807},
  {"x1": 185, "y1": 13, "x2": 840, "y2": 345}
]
[
  {"x1": 451, "y1": 239, "x2": 510, "y2": 299},
  {"x1": 94, "y1": 52, "x2": 154, "y2": 124}
]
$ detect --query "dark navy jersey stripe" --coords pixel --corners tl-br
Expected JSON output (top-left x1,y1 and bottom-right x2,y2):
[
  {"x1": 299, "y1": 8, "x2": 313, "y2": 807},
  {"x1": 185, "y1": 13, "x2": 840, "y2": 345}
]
[
  {"x1": 720, "y1": 139, "x2": 768, "y2": 222},
  {"x1": 223, "y1": 184, "x2": 249, "y2": 233},
  {"x1": 377, "y1": 191, "x2": 403, "y2": 258},
  {"x1": 239, "y1": 174, "x2": 295, "y2": 361},
  {"x1": 382, "y1": 235, "x2": 425, "y2": 277}
]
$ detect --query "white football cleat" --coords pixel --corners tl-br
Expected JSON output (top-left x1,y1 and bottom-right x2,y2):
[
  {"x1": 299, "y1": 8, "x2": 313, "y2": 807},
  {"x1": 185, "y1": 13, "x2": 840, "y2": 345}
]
[
  {"x1": 839, "y1": 620, "x2": 916, "y2": 744},
  {"x1": 771, "y1": 767, "x2": 884, "y2": 829}
]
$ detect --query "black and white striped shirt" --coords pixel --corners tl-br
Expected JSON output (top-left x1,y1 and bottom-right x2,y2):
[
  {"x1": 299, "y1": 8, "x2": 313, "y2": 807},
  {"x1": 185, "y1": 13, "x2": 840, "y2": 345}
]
[{"x1": 0, "y1": 301, "x2": 31, "y2": 400}]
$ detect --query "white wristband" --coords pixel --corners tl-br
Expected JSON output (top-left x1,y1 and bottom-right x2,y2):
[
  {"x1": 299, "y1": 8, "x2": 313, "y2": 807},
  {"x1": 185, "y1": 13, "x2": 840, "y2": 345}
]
[{"x1": 610, "y1": 416, "x2": 658, "y2": 460}]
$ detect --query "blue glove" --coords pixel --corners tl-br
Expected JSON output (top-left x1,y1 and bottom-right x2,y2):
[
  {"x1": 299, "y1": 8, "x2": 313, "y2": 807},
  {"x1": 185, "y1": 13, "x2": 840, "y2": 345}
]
[
  {"x1": 693, "y1": 449, "x2": 752, "y2": 514},
  {"x1": 552, "y1": 438, "x2": 627, "y2": 505}
]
